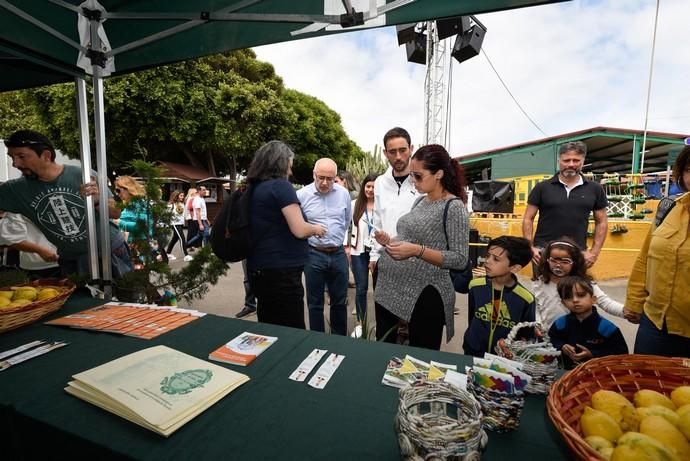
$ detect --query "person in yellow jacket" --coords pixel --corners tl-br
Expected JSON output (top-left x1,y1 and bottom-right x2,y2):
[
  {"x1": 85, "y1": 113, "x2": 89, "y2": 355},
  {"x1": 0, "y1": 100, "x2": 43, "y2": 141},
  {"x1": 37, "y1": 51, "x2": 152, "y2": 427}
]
[{"x1": 625, "y1": 188, "x2": 690, "y2": 356}]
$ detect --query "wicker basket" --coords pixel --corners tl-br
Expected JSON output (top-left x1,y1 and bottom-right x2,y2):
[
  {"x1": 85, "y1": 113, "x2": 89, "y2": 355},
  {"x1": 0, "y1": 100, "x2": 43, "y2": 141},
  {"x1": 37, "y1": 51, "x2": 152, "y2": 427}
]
[
  {"x1": 467, "y1": 380, "x2": 525, "y2": 432},
  {"x1": 546, "y1": 354, "x2": 690, "y2": 461},
  {"x1": 395, "y1": 381, "x2": 488, "y2": 460},
  {"x1": 0, "y1": 278, "x2": 76, "y2": 333},
  {"x1": 495, "y1": 321, "x2": 560, "y2": 394}
]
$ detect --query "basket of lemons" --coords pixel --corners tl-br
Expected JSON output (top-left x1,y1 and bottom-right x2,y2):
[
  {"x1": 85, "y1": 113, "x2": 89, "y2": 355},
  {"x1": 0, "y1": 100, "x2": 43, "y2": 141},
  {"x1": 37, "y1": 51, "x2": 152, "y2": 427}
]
[
  {"x1": 547, "y1": 354, "x2": 690, "y2": 460},
  {"x1": 0, "y1": 279, "x2": 76, "y2": 333}
]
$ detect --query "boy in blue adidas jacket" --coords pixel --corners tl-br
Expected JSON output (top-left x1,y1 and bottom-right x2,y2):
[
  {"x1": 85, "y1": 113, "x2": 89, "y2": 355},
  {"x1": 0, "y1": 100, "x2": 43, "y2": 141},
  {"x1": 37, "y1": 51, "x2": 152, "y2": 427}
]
[
  {"x1": 549, "y1": 275, "x2": 628, "y2": 369},
  {"x1": 463, "y1": 236, "x2": 536, "y2": 357}
]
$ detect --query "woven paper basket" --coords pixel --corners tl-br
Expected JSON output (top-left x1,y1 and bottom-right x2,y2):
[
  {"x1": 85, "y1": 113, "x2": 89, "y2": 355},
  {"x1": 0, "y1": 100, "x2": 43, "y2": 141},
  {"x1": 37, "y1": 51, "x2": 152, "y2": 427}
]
[
  {"x1": 395, "y1": 381, "x2": 487, "y2": 460},
  {"x1": 495, "y1": 321, "x2": 559, "y2": 394},
  {"x1": 467, "y1": 380, "x2": 525, "y2": 433},
  {"x1": 546, "y1": 354, "x2": 690, "y2": 461},
  {"x1": 0, "y1": 279, "x2": 76, "y2": 333}
]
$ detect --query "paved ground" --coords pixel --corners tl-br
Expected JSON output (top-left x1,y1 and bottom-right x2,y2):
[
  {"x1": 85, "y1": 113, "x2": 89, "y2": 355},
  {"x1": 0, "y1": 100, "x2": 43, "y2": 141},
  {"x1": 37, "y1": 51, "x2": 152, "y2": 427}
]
[{"x1": 168, "y1": 249, "x2": 638, "y2": 355}]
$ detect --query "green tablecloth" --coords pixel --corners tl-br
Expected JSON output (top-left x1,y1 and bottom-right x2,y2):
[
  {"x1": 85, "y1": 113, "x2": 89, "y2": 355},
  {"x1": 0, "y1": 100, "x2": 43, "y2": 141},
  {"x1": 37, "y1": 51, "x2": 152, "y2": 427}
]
[{"x1": 0, "y1": 294, "x2": 570, "y2": 460}]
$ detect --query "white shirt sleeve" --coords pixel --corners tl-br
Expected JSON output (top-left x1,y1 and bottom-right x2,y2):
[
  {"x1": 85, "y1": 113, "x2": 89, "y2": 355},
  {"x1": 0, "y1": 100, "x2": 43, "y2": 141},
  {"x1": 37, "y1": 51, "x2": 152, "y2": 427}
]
[{"x1": 593, "y1": 283, "x2": 625, "y2": 318}]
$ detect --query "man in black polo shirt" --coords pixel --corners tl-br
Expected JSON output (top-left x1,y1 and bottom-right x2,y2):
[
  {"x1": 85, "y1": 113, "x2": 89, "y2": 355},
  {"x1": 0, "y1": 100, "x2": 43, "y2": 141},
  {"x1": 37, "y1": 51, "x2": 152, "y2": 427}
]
[{"x1": 522, "y1": 141, "x2": 608, "y2": 269}]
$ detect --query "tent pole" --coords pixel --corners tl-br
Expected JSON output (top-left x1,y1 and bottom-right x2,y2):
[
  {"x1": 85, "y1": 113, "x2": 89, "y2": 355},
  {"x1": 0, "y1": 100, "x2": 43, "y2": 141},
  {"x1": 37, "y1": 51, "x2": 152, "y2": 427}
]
[
  {"x1": 92, "y1": 68, "x2": 112, "y2": 299},
  {"x1": 75, "y1": 77, "x2": 100, "y2": 282}
]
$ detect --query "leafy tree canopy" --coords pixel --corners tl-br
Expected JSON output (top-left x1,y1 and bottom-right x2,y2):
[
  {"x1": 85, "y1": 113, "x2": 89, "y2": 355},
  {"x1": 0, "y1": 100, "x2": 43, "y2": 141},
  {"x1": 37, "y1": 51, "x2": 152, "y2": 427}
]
[{"x1": 0, "y1": 49, "x2": 364, "y2": 184}]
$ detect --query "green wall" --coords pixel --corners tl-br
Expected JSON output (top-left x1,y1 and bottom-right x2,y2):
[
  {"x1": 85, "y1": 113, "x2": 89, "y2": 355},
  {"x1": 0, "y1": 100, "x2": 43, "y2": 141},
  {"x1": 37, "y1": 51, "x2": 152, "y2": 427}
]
[{"x1": 491, "y1": 144, "x2": 556, "y2": 179}]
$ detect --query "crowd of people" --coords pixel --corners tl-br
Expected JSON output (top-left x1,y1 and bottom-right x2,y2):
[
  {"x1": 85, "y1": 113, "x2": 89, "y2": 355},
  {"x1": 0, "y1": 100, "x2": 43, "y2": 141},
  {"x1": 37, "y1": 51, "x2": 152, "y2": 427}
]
[{"x1": 1, "y1": 128, "x2": 688, "y2": 361}]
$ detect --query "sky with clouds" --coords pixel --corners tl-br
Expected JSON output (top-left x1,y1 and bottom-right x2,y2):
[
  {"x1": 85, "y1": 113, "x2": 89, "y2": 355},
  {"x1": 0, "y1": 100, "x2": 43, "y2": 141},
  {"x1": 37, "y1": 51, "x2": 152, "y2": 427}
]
[{"x1": 254, "y1": 0, "x2": 689, "y2": 157}]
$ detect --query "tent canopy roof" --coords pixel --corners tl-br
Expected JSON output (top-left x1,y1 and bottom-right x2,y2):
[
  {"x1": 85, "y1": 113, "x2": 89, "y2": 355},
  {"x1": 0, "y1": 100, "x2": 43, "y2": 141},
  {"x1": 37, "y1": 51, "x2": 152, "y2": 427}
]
[{"x1": 0, "y1": 0, "x2": 566, "y2": 91}]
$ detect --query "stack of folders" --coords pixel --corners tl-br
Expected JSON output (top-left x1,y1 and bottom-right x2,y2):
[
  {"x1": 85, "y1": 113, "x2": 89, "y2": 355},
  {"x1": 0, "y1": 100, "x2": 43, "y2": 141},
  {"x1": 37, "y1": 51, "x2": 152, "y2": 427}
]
[{"x1": 65, "y1": 345, "x2": 249, "y2": 436}]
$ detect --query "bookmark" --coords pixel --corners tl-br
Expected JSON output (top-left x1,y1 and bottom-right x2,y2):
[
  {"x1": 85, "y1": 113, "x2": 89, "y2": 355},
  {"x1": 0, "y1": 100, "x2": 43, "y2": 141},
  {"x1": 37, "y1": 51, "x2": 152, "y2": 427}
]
[
  {"x1": 0, "y1": 342, "x2": 68, "y2": 371},
  {"x1": 308, "y1": 353, "x2": 345, "y2": 389},
  {"x1": 289, "y1": 349, "x2": 327, "y2": 382},
  {"x1": 0, "y1": 340, "x2": 46, "y2": 361}
]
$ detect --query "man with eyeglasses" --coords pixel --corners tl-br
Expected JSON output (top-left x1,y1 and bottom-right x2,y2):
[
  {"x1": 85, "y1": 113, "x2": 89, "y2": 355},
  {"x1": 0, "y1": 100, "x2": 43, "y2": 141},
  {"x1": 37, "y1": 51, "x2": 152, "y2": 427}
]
[
  {"x1": 368, "y1": 127, "x2": 419, "y2": 281},
  {"x1": 0, "y1": 130, "x2": 132, "y2": 277},
  {"x1": 522, "y1": 141, "x2": 608, "y2": 273},
  {"x1": 296, "y1": 158, "x2": 351, "y2": 335}
]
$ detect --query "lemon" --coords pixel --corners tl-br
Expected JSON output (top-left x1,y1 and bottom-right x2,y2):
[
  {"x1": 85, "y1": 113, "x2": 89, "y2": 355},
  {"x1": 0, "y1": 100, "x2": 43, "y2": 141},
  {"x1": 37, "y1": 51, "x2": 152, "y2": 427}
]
[
  {"x1": 612, "y1": 432, "x2": 680, "y2": 461},
  {"x1": 677, "y1": 412, "x2": 690, "y2": 441},
  {"x1": 637, "y1": 405, "x2": 680, "y2": 427},
  {"x1": 634, "y1": 389, "x2": 676, "y2": 411},
  {"x1": 581, "y1": 406, "x2": 623, "y2": 443},
  {"x1": 6, "y1": 299, "x2": 31, "y2": 308},
  {"x1": 0, "y1": 290, "x2": 13, "y2": 299},
  {"x1": 12, "y1": 287, "x2": 37, "y2": 302},
  {"x1": 37, "y1": 288, "x2": 59, "y2": 300},
  {"x1": 640, "y1": 415, "x2": 690, "y2": 460},
  {"x1": 592, "y1": 390, "x2": 636, "y2": 428},
  {"x1": 0, "y1": 297, "x2": 10, "y2": 308},
  {"x1": 677, "y1": 404, "x2": 690, "y2": 418},
  {"x1": 670, "y1": 386, "x2": 690, "y2": 408}
]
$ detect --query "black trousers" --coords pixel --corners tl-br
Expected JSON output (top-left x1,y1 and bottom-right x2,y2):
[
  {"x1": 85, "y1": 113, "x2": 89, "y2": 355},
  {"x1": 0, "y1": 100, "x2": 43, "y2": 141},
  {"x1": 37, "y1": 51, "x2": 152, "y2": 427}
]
[
  {"x1": 186, "y1": 219, "x2": 200, "y2": 248},
  {"x1": 375, "y1": 285, "x2": 445, "y2": 350},
  {"x1": 166, "y1": 224, "x2": 188, "y2": 256},
  {"x1": 251, "y1": 267, "x2": 306, "y2": 330}
]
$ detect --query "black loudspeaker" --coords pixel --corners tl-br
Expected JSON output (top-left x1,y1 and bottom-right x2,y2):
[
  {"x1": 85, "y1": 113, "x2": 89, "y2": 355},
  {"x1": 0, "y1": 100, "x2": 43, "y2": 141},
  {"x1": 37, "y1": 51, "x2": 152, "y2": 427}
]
[
  {"x1": 437, "y1": 16, "x2": 469, "y2": 40},
  {"x1": 471, "y1": 180, "x2": 514, "y2": 213},
  {"x1": 451, "y1": 24, "x2": 486, "y2": 64},
  {"x1": 405, "y1": 33, "x2": 427, "y2": 65},
  {"x1": 396, "y1": 23, "x2": 417, "y2": 45}
]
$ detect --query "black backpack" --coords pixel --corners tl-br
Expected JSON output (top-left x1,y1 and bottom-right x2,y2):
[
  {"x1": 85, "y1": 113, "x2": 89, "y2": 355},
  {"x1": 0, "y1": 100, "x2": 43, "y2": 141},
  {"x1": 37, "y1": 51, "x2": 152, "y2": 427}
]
[{"x1": 210, "y1": 187, "x2": 253, "y2": 262}]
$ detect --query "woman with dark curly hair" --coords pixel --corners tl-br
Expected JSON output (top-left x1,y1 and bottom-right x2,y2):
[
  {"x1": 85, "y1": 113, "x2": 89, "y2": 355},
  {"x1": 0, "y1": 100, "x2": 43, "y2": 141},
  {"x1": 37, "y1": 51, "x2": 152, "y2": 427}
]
[{"x1": 373, "y1": 144, "x2": 469, "y2": 350}]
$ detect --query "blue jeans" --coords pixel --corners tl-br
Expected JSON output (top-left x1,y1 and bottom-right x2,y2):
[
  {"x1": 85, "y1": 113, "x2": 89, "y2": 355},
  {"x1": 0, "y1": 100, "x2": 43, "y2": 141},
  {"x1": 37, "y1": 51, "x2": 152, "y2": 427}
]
[
  {"x1": 350, "y1": 252, "x2": 370, "y2": 321},
  {"x1": 634, "y1": 314, "x2": 690, "y2": 357},
  {"x1": 187, "y1": 220, "x2": 209, "y2": 247},
  {"x1": 304, "y1": 246, "x2": 348, "y2": 335}
]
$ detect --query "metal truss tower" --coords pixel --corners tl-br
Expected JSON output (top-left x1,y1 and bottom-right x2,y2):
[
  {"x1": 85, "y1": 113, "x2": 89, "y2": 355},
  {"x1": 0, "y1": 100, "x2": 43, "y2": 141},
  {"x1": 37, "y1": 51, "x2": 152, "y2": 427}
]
[{"x1": 423, "y1": 21, "x2": 448, "y2": 146}]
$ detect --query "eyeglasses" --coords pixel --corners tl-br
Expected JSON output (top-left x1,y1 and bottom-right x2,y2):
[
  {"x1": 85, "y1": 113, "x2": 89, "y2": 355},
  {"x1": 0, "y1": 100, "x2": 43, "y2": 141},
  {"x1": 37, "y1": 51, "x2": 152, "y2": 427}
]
[
  {"x1": 409, "y1": 171, "x2": 430, "y2": 181},
  {"x1": 548, "y1": 256, "x2": 574, "y2": 266},
  {"x1": 315, "y1": 175, "x2": 335, "y2": 183}
]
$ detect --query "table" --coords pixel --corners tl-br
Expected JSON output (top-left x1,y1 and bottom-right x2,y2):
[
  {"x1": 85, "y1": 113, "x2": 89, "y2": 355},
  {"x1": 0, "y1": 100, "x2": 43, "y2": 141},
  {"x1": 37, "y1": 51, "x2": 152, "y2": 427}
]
[{"x1": 0, "y1": 294, "x2": 570, "y2": 460}]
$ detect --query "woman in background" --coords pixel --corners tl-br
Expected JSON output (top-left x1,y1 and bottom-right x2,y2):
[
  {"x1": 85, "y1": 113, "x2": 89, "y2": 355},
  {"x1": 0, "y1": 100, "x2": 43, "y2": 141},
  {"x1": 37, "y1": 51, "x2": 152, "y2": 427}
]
[
  {"x1": 183, "y1": 188, "x2": 198, "y2": 252},
  {"x1": 350, "y1": 173, "x2": 378, "y2": 323},
  {"x1": 165, "y1": 189, "x2": 190, "y2": 261},
  {"x1": 336, "y1": 170, "x2": 358, "y2": 200}
]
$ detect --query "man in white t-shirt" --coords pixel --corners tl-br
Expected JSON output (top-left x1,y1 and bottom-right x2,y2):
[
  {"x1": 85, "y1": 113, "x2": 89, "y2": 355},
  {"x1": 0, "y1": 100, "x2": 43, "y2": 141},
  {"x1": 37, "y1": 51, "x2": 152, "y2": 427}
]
[{"x1": 187, "y1": 185, "x2": 209, "y2": 248}]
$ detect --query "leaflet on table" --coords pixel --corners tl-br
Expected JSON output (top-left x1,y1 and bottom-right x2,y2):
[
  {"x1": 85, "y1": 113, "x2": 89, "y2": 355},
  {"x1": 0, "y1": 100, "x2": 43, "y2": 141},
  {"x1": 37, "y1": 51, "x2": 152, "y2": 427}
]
[
  {"x1": 289, "y1": 349, "x2": 328, "y2": 382},
  {"x1": 308, "y1": 353, "x2": 345, "y2": 389},
  {"x1": 443, "y1": 369, "x2": 468, "y2": 390},
  {"x1": 65, "y1": 345, "x2": 249, "y2": 437},
  {"x1": 381, "y1": 355, "x2": 458, "y2": 389},
  {"x1": 45, "y1": 302, "x2": 204, "y2": 339},
  {"x1": 208, "y1": 332, "x2": 278, "y2": 366}
]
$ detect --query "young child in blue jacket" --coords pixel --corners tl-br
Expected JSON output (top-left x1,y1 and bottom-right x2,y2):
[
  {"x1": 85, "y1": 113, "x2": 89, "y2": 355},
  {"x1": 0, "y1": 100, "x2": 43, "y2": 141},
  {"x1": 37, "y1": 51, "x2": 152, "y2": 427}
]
[
  {"x1": 549, "y1": 275, "x2": 628, "y2": 369},
  {"x1": 463, "y1": 236, "x2": 535, "y2": 357}
]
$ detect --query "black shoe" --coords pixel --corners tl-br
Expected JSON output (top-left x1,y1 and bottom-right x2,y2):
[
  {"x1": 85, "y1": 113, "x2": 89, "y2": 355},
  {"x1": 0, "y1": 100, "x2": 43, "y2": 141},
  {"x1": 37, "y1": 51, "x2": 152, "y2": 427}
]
[{"x1": 235, "y1": 305, "x2": 257, "y2": 319}]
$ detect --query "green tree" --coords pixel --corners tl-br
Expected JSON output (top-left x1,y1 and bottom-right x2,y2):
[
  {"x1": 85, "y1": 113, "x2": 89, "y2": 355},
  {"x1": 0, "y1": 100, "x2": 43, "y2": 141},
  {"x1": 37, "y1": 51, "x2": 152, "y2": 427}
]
[
  {"x1": 0, "y1": 90, "x2": 44, "y2": 138},
  {"x1": 6, "y1": 50, "x2": 363, "y2": 182},
  {"x1": 280, "y1": 89, "x2": 365, "y2": 183}
]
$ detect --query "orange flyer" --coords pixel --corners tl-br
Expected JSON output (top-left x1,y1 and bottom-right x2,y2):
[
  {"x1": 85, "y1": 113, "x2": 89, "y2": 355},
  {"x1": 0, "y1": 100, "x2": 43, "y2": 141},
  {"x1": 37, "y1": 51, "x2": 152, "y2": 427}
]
[{"x1": 208, "y1": 332, "x2": 277, "y2": 366}]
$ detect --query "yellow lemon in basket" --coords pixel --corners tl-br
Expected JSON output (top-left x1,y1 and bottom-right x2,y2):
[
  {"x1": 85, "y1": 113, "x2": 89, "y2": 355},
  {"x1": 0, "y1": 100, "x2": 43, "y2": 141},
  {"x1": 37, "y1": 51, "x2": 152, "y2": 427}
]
[
  {"x1": 677, "y1": 404, "x2": 690, "y2": 418},
  {"x1": 0, "y1": 290, "x2": 13, "y2": 300},
  {"x1": 677, "y1": 412, "x2": 690, "y2": 440},
  {"x1": 581, "y1": 406, "x2": 623, "y2": 443},
  {"x1": 640, "y1": 415, "x2": 690, "y2": 460},
  {"x1": 599, "y1": 446, "x2": 614, "y2": 460},
  {"x1": 12, "y1": 287, "x2": 37, "y2": 302},
  {"x1": 612, "y1": 432, "x2": 680, "y2": 461},
  {"x1": 592, "y1": 390, "x2": 636, "y2": 429},
  {"x1": 671, "y1": 386, "x2": 690, "y2": 408},
  {"x1": 0, "y1": 297, "x2": 10, "y2": 308},
  {"x1": 634, "y1": 390, "x2": 676, "y2": 411},
  {"x1": 37, "y1": 288, "x2": 59, "y2": 301},
  {"x1": 6, "y1": 299, "x2": 31, "y2": 308},
  {"x1": 637, "y1": 405, "x2": 680, "y2": 427}
]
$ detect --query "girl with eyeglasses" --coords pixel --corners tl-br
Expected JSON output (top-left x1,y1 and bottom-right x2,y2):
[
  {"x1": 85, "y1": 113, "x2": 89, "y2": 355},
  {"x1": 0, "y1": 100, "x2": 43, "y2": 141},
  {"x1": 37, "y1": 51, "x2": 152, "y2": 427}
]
[{"x1": 532, "y1": 237, "x2": 626, "y2": 329}]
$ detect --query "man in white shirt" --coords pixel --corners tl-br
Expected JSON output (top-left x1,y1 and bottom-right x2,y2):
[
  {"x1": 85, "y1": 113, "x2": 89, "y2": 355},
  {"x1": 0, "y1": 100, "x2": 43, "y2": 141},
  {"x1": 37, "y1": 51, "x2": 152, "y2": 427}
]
[
  {"x1": 368, "y1": 127, "x2": 419, "y2": 280},
  {"x1": 188, "y1": 185, "x2": 210, "y2": 248},
  {"x1": 296, "y1": 158, "x2": 352, "y2": 335}
]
